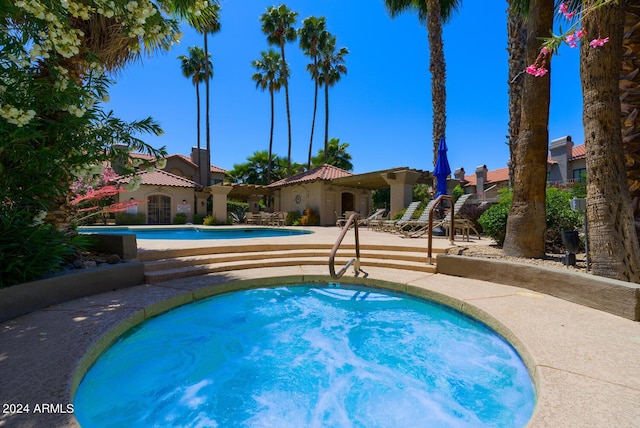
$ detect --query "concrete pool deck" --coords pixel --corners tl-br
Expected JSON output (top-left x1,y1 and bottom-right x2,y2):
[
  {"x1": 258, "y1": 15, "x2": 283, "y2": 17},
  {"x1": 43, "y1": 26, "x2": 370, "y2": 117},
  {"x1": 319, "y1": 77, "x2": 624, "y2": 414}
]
[{"x1": 1, "y1": 226, "x2": 639, "y2": 427}]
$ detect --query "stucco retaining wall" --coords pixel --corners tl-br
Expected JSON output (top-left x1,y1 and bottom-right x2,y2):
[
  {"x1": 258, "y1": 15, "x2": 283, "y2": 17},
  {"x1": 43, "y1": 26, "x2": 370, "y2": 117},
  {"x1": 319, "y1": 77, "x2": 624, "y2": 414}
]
[
  {"x1": 0, "y1": 261, "x2": 145, "y2": 323},
  {"x1": 437, "y1": 255, "x2": 640, "y2": 321}
]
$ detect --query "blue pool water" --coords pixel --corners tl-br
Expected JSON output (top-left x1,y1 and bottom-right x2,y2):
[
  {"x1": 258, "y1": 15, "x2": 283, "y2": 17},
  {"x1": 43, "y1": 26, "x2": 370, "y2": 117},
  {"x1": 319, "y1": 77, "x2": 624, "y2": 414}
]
[
  {"x1": 74, "y1": 284, "x2": 535, "y2": 427},
  {"x1": 79, "y1": 226, "x2": 312, "y2": 240}
]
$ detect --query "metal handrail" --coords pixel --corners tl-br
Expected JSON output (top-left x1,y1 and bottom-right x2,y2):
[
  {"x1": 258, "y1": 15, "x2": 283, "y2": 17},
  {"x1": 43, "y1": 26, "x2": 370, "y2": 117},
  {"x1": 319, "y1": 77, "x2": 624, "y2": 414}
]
[
  {"x1": 427, "y1": 194, "x2": 454, "y2": 264},
  {"x1": 329, "y1": 213, "x2": 361, "y2": 279}
]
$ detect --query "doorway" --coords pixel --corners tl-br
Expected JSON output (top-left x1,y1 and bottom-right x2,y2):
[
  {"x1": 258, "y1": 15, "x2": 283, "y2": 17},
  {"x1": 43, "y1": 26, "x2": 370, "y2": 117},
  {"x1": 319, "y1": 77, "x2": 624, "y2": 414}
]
[
  {"x1": 341, "y1": 192, "x2": 355, "y2": 214},
  {"x1": 148, "y1": 195, "x2": 171, "y2": 224}
]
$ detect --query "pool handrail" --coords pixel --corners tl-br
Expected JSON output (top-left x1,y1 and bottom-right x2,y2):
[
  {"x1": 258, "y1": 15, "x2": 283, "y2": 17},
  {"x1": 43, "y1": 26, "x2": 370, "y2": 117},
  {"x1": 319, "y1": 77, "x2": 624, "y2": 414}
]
[{"x1": 329, "y1": 213, "x2": 361, "y2": 279}]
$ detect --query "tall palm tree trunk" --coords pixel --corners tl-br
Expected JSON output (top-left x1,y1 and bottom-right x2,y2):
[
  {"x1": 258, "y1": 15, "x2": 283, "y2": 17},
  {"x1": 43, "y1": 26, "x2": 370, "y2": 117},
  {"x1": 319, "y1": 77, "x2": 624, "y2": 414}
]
[
  {"x1": 425, "y1": 0, "x2": 446, "y2": 167},
  {"x1": 196, "y1": 82, "x2": 202, "y2": 185},
  {"x1": 308, "y1": 56, "x2": 319, "y2": 169},
  {"x1": 582, "y1": 1, "x2": 640, "y2": 282},
  {"x1": 324, "y1": 76, "x2": 330, "y2": 162},
  {"x1": 503, "y1": 0, "x2": 553, "y2": 258},
  {"x1": 268, "y1": 88, "x2": 275, "y2": 184},
  {"x1": 204, "y1": 33, "x2": 211, "y2": 187},
  {"x1": 281, "y1": 43, "x2": 293, "y2": 176},
  {"x1": 506, "y1": 0, "x2": 527, "y2": 185},
  {"x1": 621, "y1": 1, "x2": 640, "y2": 202}
]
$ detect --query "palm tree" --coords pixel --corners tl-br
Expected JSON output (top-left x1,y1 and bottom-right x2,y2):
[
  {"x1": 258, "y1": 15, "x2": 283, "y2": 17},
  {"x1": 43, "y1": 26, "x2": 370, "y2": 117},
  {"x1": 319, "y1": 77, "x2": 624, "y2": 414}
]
[
  {"x1": 299, "y1": 16, "x2": 328, "y2": 170},
  {"x1": 318, "y1": 34, "x2": 349, "y2": 162},
  {"x1": 252, "y1": 50, "x2": 285, "y2": 184},
  {"x1": 260, "y1": 5, "x2": 298, "y2": 177},
  {"x1": 502, "y1": 0, "x2": 553, "y2": 259},
  {"x1": 621, "y1": 2, "x2": 640, "y2": 201},
  {"x1": 175, "y1": 2, "x2": 221, "y2": 187},
  {"x1": 506, "y1": 0, "x2": 528, "y2": 185},
  {"x1": 384, "y1": 0, "x2": 461, "y2": 166},
  {"x1": 178, "y1": 46, "x2": 212, "y2": 185},
  {"x1": 580, "y1": 1, "x2": 640, "y2": 281},
  {"x1": 311, "y1": 138, "x2": 354, "y2": 171}
]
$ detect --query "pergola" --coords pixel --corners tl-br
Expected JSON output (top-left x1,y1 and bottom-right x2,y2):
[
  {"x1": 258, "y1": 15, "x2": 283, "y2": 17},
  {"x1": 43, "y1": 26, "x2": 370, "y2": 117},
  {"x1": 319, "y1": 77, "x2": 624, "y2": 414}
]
[{"x1": 206, "y1": 167, "x2": 433, "y2": 222}]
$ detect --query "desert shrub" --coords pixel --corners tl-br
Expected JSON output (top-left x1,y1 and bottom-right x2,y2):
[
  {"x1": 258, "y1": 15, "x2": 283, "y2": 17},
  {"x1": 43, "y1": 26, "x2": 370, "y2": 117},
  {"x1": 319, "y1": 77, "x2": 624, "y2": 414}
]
[
  {"x1": 227, "y1": 200, "x2": 248, "y2": 222},
  {"x1": 286, "y1": 211, "x2": 301, "y2": 226},
  {"x1": 173, "y1": 213, "x2": 187, "y2": 224},
  {"x1": 478, "y1": 188, "x2": 583, "y2": 251},
  {"x1": 115, "y1": 213, "x2": 146, "y2": 225},
  {"x1": 300, "y1": 208, "x2": 320, "y2": 226}
]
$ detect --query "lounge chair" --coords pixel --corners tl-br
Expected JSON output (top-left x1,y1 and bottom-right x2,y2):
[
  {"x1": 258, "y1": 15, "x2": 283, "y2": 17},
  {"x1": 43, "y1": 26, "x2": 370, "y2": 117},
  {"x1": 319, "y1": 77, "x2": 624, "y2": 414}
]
[
  {"x1": 381, "y1": 201, "x2": 420, "y2": 232},
  {"x1": 396, "y1": 200, "x2": 437, "y2": 236},
  {"x1": 358, "y1": 208, "x2": 386, "y2": 228},
  {"x1": 435, "y1": 194, "x2": 481, "y2": 241}
]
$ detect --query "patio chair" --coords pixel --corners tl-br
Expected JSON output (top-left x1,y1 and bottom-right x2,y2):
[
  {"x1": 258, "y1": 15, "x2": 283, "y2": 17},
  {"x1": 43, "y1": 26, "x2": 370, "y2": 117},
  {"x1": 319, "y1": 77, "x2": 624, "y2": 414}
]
[
  {"x1": 359, "y1": 208, "x2": 386, "y2": 229},
  {"x1": 335, "y1": 211, "x2": 346, "y2": 229},
  {"x1": 434, "y1": 194, "x2": 481, "y2": 241},
  {"x1": 396, "y1": 200, "x2": 437, "y2": 236},
  {"x1": 380, "y1": 201, "x2": 421, "y2": 232}
]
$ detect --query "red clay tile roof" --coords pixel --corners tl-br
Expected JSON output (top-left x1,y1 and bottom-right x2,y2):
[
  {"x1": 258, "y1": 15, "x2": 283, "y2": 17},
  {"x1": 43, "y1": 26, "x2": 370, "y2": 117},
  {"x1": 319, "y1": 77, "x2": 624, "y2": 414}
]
[
  {"x1": 117, "y1": 169, "x2": 199, "y2": 188},
  {"x1": 570, "y1": 144, "x2": 585, "y2": 160},
  {"x1": 464, "y1": 167, "x2": 510, "y2": 186},
  {"x1": 268, "y1": 164, "x2": 352, "y2": 188},
  {"x1": 129, "y1": 152, "x2": 225, "y2": 172}
]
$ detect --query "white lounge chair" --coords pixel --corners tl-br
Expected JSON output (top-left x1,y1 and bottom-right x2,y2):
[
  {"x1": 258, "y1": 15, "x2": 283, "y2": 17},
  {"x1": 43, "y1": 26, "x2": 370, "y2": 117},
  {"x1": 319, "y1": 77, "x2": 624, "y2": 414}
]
[{"x1": 381, "y1": 201, "x2": 420, "y2": 232}]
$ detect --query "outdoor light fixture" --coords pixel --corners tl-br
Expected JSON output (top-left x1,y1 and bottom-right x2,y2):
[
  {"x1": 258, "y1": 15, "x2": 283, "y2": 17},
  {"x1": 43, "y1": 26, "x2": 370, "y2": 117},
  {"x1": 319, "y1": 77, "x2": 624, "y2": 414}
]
[{"x1": 182, "y1": 199, "x2": 187, "y2": 205}]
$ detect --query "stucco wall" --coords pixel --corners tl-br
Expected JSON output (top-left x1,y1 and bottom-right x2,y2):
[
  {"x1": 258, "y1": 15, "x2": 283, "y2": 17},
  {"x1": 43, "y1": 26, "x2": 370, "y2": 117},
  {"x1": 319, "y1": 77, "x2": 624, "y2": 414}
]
[{"x1": 118, "y1": 186, "x2": 195, "y2": 224}]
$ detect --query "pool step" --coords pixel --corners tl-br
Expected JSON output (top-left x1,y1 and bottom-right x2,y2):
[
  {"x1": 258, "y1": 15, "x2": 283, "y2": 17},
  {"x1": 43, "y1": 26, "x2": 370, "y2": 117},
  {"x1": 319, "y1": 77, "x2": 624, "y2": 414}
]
[{"x1": 142, "y1": 245, "x2": 442, "y2": 283}]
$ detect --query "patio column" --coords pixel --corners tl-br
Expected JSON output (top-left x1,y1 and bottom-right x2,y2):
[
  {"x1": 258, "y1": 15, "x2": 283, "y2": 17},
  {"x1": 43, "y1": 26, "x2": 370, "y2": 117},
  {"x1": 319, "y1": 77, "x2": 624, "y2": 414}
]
[
  {"x1": 382, "y1": 170, "x2": 422, "y2": 217},
  {"x1": 194, "y1": 191, "x2": 209, "y2": 216},
  {"x1": 209, "y1": 185, "x2": 233, "y2": 222}
]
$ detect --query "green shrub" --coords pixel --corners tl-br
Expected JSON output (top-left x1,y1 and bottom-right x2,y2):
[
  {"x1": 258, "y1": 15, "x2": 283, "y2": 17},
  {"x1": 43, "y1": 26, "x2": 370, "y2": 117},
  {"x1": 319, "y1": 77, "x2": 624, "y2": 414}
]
[
  {"x1": 478, "y1": 189, "x2": 512, "y2": 246},
  {"x1": 545, "y1": 187, "x2": 583, "y2": 251},
  {"x1": 173, "y1": 213, "x2": 187, "y2": 224},
  {"x1": 452, "y1": 184, "x2": 465, "y2": 202},
  {"x1": 286, "y1": 211, "x2": 301, "y2": 226},
  {"x1": 202, "y1": 215, "x2": 232, "y2": 226},
  {"x1": 478, "y1": 187, "x2": 583, "y2": 251},
  {"x1": 115, "y1": 213, "x2": 146, "y2": 225},
  {"x1": 392, "y1": 208, "x2": 406, "y2": 220},
  {"x1": 192, "y1": 214, "x2": 205, "y2": 225},
  {"x1": 0, "y1": 209, "x2": 94, "y2": 287}
]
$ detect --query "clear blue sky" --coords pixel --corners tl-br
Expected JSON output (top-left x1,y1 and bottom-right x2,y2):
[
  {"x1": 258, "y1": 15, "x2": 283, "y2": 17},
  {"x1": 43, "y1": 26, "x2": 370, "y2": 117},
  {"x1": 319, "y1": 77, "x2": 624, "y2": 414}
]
[{"x1": 106, "y1": 0, "x2": 584, "y2": 175}]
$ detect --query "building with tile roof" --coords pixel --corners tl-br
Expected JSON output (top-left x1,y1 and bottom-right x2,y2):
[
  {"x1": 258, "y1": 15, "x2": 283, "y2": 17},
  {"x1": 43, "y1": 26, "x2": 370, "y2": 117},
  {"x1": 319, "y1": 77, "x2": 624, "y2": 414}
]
[
  {"x1": 112, "y1": 147, "x2": 226, "y2": 224},
  {"x1": 454, "y1": 136, "x2": 586, "y2": 199}
]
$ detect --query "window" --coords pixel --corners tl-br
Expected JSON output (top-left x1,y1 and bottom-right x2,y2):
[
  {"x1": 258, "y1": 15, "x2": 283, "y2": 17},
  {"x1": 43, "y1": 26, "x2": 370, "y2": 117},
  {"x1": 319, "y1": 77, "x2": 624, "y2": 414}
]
[{"x1": 572, "y1": 168, "x2": 586, "y2": 183}]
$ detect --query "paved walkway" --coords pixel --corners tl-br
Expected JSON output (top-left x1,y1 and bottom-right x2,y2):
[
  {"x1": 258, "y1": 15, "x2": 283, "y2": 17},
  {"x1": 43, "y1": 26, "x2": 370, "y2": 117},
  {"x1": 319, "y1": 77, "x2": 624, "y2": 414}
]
[{"x1": 1, "y1": 227, "x2": 639, "y2": 427}]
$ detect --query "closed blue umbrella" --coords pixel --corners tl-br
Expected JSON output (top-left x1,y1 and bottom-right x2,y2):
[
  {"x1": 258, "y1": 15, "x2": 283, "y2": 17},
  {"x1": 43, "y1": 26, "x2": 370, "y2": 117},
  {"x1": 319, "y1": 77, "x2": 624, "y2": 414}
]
[{"x1": 433, "y1": 137, "x2": 451, "y2": 197}]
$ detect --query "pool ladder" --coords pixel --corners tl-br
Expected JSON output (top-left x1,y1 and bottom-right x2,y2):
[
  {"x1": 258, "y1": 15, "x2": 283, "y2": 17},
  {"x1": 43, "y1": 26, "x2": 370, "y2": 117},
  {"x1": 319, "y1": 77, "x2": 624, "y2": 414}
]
[{"x1": 329, "y1": 213, "x2": 365, "y2": 279}]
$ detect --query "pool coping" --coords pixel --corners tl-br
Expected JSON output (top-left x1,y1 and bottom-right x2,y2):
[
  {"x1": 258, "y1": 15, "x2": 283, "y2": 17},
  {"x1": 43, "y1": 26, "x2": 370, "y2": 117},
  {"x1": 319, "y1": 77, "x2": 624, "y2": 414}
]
[
  {"x1": 1, "y1": 265, "x2": 639, "y2": 427},
  {"x1": 2, "y1": 226, "x2": 640, "y2": 427}
]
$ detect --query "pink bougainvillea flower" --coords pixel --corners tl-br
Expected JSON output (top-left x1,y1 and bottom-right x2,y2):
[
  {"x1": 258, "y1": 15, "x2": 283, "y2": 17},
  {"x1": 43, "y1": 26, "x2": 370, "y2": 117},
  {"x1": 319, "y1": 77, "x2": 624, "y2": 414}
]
[
  {"x1": 589, "y1": 37, "x2": 609, "y2": 48},
  {"x1": 558, "y1": 2, "x2": 576, "y2": 20},
  {"x1": 575, "y1": 29, "x2": 587, "y2": 39},
  {"x1": 526, "y1": 64, "x2": 548, "y2": 77},
  {"x1": 565, "y1": 33, "x2": 578, "y2": 48}
]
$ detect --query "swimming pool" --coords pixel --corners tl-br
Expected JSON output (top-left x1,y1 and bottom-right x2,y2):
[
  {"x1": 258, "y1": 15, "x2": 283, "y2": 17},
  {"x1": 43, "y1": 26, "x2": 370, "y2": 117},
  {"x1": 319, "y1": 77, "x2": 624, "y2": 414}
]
[
  {"x1": 74, "y1": 283, "x2": 535, "y2": 427},
  {"x1": 79, "y1": 226, "x2": 313, "y2": 240}
]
